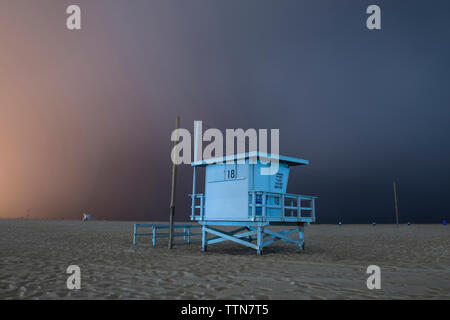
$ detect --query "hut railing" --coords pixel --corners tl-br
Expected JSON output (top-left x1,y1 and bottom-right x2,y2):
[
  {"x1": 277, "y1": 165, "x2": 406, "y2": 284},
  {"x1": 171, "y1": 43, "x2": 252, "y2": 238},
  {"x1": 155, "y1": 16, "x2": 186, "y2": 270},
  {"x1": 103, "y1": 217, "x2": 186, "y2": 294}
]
[
  {"x1": 248, "y1": 191, "x2": 317, "y2": 222},
  {"x1": 189, "y1": 193, "x2": 205, "y2": 220},
  {"x1": 133, "y1": 224, "x2": 201, "y2": 246},
  {"x1": 189, "y1": 192, "x2": 316, "y2": 222}
]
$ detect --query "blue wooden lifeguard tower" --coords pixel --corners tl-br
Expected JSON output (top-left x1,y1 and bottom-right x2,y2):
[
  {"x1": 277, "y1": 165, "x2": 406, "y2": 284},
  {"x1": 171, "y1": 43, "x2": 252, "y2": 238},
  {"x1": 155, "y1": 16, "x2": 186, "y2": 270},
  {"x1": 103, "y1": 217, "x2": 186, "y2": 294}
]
[{"x1": 190, "y1": 151, "x2": 317, "y2": 255}]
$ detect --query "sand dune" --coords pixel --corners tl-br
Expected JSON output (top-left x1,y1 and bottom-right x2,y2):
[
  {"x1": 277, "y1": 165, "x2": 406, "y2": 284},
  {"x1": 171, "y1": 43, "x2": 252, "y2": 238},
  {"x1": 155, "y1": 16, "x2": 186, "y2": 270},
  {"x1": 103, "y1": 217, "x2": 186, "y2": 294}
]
[{"x1": 0, "y1": 220, "x2": 448, "y2": 299}]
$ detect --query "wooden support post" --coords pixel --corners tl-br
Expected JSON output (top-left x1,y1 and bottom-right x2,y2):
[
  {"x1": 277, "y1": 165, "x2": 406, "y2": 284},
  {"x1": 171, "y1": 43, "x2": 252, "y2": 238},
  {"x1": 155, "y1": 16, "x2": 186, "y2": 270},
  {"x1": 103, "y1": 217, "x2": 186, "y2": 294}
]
[
  {"x1": 168, "y1": 116, "x2": 180, "y2": 249},
  {"x1": 187, "y1": 226, "x2": 191, "y2": 244},
  {"x1": 298, "y1": 225, "x2": 305, "y2": 250},
  {"x1": 256, "y1": 226, "x2": 263, "y2": 255},
  {"x1": 393, "y1": 181, "x2": 399, "y2": 227},
  {"x1": 201, "y1": 225, "x2": 207, "y2": 252}
]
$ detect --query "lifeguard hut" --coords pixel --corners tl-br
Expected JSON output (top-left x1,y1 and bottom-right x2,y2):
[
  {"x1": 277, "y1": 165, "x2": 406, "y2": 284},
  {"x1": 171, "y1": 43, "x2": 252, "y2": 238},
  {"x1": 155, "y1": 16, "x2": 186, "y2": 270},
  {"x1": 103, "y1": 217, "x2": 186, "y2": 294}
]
[{"x1": 190, "y1": 151, "x2": 317, "y2": 255}]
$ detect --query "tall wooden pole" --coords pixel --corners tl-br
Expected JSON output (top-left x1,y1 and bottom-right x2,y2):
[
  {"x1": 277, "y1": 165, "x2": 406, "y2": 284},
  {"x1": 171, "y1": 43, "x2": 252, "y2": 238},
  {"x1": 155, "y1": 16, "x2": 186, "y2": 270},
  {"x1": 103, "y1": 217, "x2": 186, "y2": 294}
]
[
  {"x1": 168, "y1": 116, "x2": 180, "y2": 249},
  {"x1": 393, "y1": 181, "x2": 399, "y2": 227}
]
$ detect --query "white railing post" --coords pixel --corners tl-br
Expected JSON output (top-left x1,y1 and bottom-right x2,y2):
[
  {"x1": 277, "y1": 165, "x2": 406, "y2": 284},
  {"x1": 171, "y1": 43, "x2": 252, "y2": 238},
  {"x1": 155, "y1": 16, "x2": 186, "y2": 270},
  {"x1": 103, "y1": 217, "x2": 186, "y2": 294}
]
[
  {"x1": 200, "y1": 195, "x2": 204, "y2": 220},
  {"x1": 312, "y1": 197, "x2": 316, "y2": 222},
  {"x1": 262, "y1": 192, "x2": 266, "y2": 219},
  {"x1": 252, "y1": 191, "x2": 256, "y2": 221}
]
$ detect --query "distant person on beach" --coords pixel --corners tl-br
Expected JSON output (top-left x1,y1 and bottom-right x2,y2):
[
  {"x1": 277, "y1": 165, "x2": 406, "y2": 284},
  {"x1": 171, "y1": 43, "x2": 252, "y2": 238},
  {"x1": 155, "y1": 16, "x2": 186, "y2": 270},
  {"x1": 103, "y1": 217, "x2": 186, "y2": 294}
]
[{"x1": 82, "y1": 213, "x2": 91, "y2": 222}]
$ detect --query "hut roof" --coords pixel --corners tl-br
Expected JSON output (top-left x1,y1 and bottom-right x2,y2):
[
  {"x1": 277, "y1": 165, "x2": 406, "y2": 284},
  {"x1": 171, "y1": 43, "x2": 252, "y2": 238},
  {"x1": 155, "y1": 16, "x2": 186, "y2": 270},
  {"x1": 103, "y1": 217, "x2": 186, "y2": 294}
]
[{"x1": 191, "y1": 151, "x2": 309, "y2": 167}]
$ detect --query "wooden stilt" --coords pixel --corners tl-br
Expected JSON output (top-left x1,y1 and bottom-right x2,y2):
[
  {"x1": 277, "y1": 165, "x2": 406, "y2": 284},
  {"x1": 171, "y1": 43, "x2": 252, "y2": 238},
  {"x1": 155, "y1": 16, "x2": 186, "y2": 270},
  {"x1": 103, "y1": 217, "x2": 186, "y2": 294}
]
[
  {"x1": 168, "y1": 116, "x2": 180, "y2": 249},
  {"x1": 393, "y1": 181, "x2": 399, "y2": 227}
]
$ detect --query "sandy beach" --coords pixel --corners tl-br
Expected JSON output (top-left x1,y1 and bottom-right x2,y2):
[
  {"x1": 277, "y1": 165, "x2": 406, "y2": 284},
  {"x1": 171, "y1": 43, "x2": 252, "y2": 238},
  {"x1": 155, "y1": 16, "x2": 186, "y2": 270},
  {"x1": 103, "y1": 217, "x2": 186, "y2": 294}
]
[{"x1": 0, "y1": 220, "x2": 448, "y2": 299}]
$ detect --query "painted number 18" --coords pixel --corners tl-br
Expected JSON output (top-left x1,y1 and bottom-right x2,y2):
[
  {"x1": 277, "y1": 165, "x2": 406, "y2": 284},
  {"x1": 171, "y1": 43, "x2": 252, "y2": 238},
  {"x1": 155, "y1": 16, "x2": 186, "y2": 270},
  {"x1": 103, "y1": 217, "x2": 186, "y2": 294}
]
[{"x1": 227, "y1": 170, "x2": 236, "y2": 179}]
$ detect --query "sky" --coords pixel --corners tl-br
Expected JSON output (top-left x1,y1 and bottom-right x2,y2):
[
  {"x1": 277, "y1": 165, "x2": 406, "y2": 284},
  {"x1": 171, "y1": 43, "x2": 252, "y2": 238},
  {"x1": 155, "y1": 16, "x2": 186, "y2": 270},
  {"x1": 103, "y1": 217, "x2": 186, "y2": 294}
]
[{"x1": 0, "y1": 0, "x2": 449, "y2": 223}]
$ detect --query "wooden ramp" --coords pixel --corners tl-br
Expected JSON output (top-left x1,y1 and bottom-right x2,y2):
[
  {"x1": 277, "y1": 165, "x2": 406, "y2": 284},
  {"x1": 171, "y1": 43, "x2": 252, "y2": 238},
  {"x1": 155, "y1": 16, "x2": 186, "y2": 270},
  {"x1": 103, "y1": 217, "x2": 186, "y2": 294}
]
[{"x1": 133, "y1": 224, "x2": 201, "y2": 247}]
